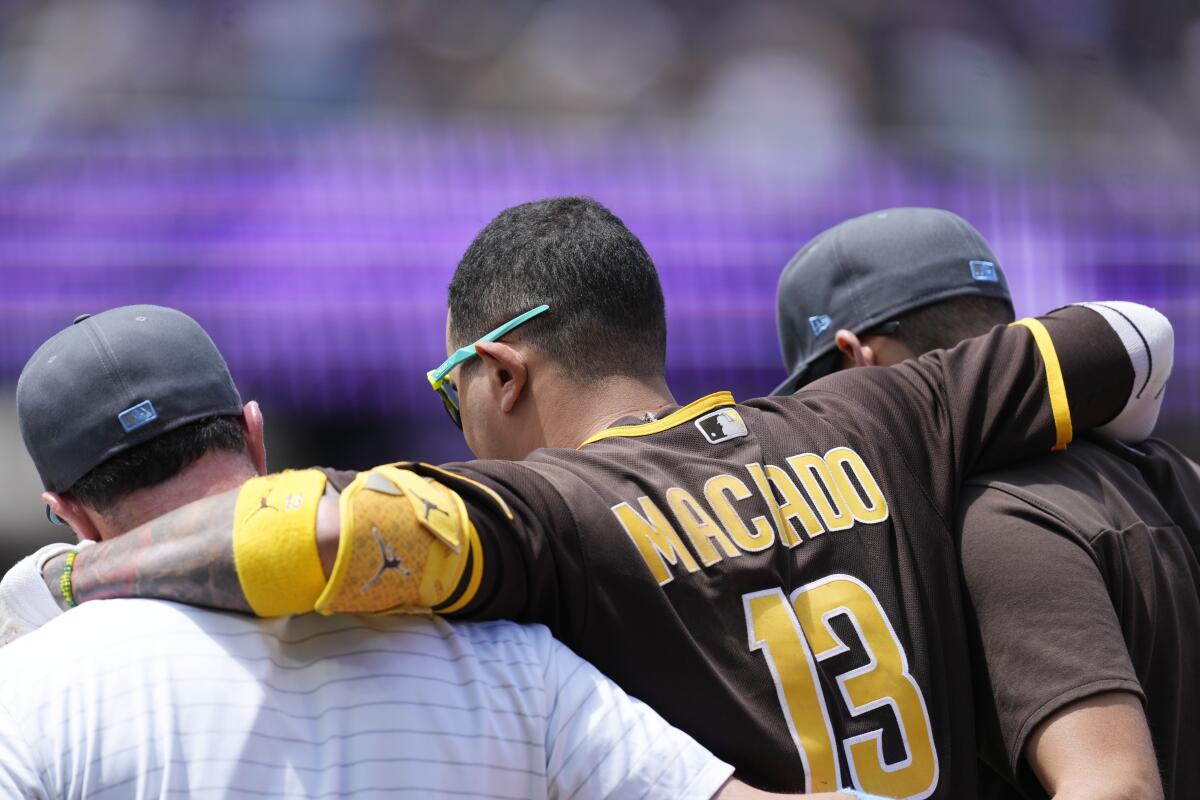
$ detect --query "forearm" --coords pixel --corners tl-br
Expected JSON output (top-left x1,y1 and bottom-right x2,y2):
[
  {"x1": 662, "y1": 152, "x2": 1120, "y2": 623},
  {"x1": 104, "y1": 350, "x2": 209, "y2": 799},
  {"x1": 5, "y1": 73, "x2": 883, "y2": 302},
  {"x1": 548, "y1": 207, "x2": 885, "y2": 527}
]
[
  {"x1": 39, "y1": 462, "x2": 464, "y2": 618},
  {"x1": 42, "y1": 489, "x2": 342, "y2": 613},
  {"x1": 42, "y1": 489, "x2": 251, "y2": 612}
]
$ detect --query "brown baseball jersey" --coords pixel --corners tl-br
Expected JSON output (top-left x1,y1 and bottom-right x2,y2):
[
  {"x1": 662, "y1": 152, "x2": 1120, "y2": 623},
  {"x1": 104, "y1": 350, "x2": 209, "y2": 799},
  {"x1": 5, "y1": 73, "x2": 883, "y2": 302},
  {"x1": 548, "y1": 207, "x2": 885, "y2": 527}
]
[
  {"x1": 395, "y1": 306, "x2": 1132, "y2": 796},
  {"x1": 960, "y1": 435, "x2": 1200, "y2": 800}
]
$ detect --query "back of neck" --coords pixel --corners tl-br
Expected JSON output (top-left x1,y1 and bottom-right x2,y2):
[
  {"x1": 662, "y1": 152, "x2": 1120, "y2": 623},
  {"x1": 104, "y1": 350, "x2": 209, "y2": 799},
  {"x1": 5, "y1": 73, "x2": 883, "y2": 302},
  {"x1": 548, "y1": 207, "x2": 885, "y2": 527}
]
[
  {"x1": 543, "y1": 373, "x2": 675, "y2": 450},
  {"x1": 100, "y1": 451, "x2": 258, "y2": 537}
]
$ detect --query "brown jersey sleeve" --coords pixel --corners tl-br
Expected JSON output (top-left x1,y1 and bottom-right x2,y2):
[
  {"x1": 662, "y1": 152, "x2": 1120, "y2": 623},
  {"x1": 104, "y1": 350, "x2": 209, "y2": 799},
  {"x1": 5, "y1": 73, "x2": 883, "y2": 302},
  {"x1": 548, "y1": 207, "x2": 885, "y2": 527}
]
[
  {"x1": 315, "y1": 467, "x2": 359, "y2": 493},
  {"x1": 957, "y1": 483, "x2": 1143, "y2": 790},
  {"x1": 396, "y1": 458, "x2": 597, "y2": 637},
  {"x1": 801, "y1": 304, "x2": 1134, "y2": 515}
]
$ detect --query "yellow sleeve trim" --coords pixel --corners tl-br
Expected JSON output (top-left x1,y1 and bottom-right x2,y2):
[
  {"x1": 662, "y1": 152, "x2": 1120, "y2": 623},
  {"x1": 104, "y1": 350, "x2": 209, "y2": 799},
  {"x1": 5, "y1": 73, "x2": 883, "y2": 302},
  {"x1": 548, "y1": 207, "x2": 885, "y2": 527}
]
[
  {"x1": 578, "y1": 391, "x2": 737, "y2": 448},
  {"x1": 435, "y1": 521, "x2": 484, "y2": 615},
  {"x1": 1011, "y1": 318, "x2": 1073, "y2": 451}
]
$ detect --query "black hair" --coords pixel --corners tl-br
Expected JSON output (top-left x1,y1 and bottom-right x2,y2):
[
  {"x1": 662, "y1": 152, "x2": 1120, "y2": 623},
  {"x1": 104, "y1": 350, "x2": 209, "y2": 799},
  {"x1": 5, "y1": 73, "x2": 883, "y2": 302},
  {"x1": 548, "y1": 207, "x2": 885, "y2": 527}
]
[
  {"x1": 891, "y1": 294, "x2": 1015, "y2": 355},
  {"x1": 69, "y1": 415, "x2": 246, "y2": 512},
  {"x1": 448, "y1": 196, "x2": 667, "y2": 381}
]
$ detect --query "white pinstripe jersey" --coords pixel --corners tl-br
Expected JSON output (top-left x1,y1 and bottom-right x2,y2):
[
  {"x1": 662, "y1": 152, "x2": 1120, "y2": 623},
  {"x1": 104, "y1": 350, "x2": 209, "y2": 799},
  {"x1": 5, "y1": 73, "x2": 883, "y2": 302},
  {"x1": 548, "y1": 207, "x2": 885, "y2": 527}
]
[{"x1": 0, "y1": 599, "x2": 732, "y2": 799}]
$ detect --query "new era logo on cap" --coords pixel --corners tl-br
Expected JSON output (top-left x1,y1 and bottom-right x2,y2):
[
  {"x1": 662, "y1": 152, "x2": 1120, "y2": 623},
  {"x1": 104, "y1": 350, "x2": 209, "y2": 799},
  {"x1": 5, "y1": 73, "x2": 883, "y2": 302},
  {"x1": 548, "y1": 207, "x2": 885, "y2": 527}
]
[
  {"x1": 695, "y1": 408, "x2": 748, "y2": 445},
  {"x1": 118, "y1": 400, "x2": 158, "y2": 433},
  {"x1": 970, "y1": 260, "x2": 998, "y2": 282},
  {"x1": 808, "y1": 314, "x2": 832, "y2": 337}
]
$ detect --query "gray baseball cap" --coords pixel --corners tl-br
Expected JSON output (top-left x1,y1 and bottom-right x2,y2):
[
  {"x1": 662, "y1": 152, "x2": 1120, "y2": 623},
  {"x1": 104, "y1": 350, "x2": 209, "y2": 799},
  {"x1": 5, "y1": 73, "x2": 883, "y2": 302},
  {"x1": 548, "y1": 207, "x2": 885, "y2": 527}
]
[
  {"x1": 17, "y1": 305, "x2": 243, "y2": 494},
  {"x1": 772, "y1": 207, "x2": 1013, "y2": 395}
]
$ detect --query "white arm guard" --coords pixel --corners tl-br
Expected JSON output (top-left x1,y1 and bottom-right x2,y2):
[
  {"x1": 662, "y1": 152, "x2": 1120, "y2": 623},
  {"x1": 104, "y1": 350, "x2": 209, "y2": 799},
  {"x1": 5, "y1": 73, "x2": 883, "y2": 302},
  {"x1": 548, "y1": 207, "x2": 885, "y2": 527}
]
[
  {"x1": 0, "y1": 540, "x2": 90, "y2": 646},
  {"x1": 1076, "y1": 301, "x2": 1173, "y2": 442}
]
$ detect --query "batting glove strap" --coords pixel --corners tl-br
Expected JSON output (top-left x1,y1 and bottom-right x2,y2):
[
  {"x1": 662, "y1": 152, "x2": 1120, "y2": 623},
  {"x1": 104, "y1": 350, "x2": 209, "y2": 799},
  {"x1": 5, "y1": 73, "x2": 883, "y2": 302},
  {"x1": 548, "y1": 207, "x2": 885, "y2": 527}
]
[{"x1": 314, "y1": 464, "x2": 482, "y2": 616}]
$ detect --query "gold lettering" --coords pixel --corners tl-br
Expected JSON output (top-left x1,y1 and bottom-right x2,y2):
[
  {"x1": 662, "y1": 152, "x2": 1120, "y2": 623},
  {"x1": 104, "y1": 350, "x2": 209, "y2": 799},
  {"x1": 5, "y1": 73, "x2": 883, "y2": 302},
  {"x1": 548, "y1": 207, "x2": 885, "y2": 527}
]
[
  {"x1": 786, "y1": 453, "x2": 854, "y2": 532},
  {"x1": 612, "y1": 497, "x2": 700, "y2": 585},
  {"x1": 766, "y1": 464, "x2": 826, "y2": 540},
  {"x1": 824, "y1": 447, "x2": 889, "y2": 524},
  {"x1": 666, "y1": 487, "x2": 741, "y2": 566},
  {"x1": 746, "y1": 463, "x2": 823, "y2": 546},
  {"x1": 746, "y1": 463, "x2": 794, "y2": 546},
  {"x1": 703, "y1": 473, "x2": 775, "y2": 553}
]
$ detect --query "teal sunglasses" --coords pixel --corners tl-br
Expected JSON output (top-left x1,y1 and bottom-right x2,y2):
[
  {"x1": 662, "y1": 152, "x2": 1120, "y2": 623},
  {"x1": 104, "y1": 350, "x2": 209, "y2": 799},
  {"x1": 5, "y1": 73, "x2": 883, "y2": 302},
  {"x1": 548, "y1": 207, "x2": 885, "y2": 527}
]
[{"x1": 426, "y1": 304, "x2": 550, "y2": 429}]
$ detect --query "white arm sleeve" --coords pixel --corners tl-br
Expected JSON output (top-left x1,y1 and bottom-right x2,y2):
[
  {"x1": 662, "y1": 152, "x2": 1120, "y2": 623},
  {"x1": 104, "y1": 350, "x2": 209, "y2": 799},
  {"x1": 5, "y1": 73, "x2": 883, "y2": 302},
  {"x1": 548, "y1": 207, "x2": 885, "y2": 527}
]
[
  {"x1": 543, "y1": 637, "x2": 733, "y2": 800},
  {"x1": 1075, "y1": 301, "x2": 1173, "y2": 442},
  {"x1": 0, "y1": 541, "x2": 88, "y2": 647}
]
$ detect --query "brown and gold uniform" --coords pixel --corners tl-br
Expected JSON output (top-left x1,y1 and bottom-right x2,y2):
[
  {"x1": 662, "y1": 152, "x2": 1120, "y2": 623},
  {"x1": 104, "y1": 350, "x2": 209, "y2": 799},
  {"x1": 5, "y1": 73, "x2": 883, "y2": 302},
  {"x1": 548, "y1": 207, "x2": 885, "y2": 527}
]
[
  {"x1": 961, "y1": 435, "x2": 1200, "y2": 800},
  {"x1": 385, "y1": 307, "x2": 1132, "y2": 796}
]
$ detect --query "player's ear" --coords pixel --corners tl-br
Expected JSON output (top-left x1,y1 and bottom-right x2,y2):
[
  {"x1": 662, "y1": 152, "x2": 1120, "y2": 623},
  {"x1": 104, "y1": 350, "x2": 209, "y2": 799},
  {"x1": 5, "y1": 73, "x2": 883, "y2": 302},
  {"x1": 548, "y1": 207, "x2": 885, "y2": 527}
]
[
  {"x1": 241, "y1": 401, "x2": 268, "y2": 476},
  {"x1": 473, "y1": 340, "x2": 528, "y2": 415},
  {"x1": 835, "y1": 329, "x2": 876, "y2": 369},
  {"x1": 43, "y1": 492, "x2": 102, "y2": 543}
]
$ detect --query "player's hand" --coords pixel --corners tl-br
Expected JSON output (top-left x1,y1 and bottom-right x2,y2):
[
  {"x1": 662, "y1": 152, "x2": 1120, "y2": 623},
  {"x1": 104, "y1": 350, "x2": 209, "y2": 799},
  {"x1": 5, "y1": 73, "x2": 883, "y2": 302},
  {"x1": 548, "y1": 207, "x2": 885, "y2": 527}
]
[{"x1": 0, "y1": 540, "x2": 92, "y2": 646}]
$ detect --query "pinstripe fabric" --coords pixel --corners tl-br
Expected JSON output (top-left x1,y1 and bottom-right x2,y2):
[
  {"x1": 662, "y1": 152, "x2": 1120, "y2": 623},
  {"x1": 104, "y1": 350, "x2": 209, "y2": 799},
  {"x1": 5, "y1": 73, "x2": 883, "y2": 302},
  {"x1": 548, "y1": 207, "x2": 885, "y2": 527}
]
[{"x1": 0, "y1": 600, "x2": 732, "y2": 799}]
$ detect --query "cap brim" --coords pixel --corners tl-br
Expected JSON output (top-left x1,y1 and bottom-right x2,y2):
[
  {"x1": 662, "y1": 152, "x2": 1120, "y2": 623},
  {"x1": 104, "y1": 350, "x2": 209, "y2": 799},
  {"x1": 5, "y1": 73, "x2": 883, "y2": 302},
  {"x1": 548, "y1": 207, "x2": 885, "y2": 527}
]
[
  {"x1": 771, "y1": 349, "x2": 843, "y2": 396},
  {"x1": 771, "y1": 370, "x2": 803, "y2": 396}
]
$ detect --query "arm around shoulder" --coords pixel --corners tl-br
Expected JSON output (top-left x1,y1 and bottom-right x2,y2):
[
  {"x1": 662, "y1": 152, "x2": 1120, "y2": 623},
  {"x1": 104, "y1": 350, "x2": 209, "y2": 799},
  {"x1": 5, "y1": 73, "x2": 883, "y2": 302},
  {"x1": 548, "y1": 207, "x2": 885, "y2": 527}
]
[{"x1": 42, "y1": 463, "x2": 489, "y2": 618}]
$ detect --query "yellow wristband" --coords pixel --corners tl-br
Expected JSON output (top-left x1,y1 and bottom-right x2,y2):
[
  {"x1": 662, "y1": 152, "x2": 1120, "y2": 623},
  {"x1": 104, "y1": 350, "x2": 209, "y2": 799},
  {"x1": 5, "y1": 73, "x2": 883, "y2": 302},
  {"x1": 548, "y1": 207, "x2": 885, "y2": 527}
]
[{"x1": 232, "y1": 469, "x2": 329, "y2": 617}]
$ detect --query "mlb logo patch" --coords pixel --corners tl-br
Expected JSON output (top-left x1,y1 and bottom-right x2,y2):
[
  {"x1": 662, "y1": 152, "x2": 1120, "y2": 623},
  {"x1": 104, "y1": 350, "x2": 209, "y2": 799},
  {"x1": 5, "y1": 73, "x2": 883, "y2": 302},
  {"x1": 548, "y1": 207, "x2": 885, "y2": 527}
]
[
  {"x1": 970, "y1": 260, "x2": 998, "y2": 282},
  {"x1": 808, "y1": 314, "x2": 832, "y2": 337},
  {"x1": 695, "y1": 408, "x2": 748, "y2": 445},
  {"x1": 118, "y1": 399, "x2": 158, "y2": 433}
]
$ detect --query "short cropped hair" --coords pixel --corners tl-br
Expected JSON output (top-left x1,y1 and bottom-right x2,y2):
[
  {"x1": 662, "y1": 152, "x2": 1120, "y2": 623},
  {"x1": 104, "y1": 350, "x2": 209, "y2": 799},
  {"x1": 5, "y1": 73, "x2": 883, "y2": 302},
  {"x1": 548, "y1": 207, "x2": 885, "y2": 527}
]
[
  {"x1": 448, "y1": 197, "x2": 667, "y2": 381},
  {"x1": 892, "y1": 294, "x2": 1015, "y2": 355},
  {"x1": 69, "y1": 415, "x2": 246, "y2": 513}
]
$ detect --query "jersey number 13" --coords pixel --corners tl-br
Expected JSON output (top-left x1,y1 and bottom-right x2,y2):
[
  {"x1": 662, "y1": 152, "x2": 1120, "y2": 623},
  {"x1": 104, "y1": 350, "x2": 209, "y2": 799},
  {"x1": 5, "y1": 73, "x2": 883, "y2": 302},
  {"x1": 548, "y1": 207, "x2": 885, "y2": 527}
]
[{"x1": 743, "y1": 574, "x2": 938, "y2": 799}]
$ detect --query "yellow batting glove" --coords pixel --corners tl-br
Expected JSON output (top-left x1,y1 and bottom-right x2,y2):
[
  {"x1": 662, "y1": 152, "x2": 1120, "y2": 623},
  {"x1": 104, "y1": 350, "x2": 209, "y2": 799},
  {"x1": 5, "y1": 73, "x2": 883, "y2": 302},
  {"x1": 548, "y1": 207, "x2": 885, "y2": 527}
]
[
  {"x1": 232, "y1": 469, "x2": 330, "y2": 617},
  {"x1": 314, "y1": 464, "x2": 483, "y2": 616}
]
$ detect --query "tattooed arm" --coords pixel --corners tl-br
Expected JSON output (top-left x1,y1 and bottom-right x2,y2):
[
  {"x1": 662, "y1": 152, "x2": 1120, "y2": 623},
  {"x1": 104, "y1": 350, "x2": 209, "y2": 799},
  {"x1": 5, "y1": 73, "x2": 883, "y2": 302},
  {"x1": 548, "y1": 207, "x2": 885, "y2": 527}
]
[{"x1": 41, "y1": 488, "x2": 341, "y2": 612}]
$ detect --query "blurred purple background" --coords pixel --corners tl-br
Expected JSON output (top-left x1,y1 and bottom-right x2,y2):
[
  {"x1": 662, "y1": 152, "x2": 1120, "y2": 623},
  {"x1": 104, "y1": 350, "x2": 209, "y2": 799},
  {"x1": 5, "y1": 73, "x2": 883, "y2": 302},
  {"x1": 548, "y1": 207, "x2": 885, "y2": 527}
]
[{"x1": 1, "y1": 0, "x2": 1198, "y2": 567}]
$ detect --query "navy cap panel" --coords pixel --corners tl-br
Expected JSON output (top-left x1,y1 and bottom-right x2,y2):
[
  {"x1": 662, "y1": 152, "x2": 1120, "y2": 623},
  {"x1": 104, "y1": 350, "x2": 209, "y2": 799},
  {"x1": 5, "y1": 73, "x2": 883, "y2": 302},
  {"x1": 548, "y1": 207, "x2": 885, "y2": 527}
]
[
  {"x1": 772, "y1": 208, "x2": 1013, "y2": 395},
  {"x1": 775, "y1": 232, "x2": 846, "y2": 371},
  {"x1": 16, "y1": 305, "x2": 243, "y2": 492},
  {"x1": 16, "y1": 323, "x2": 126, "y2": 492}
]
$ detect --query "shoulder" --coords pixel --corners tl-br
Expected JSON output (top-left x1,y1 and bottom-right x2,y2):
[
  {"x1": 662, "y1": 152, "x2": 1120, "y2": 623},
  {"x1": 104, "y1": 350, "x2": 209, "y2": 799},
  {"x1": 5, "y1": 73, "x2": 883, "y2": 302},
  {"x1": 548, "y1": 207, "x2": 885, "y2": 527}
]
[
  {"x1": 5, "y1": 598, "x2": 210, "y2": 652},
  {"x1": 452, "y1": 618, "x2": 554, "y2": 651},
  {"x1": 442, "y1": 455, "x2": 582, "y2": 497},
  {"x1": 1139, "y1": 437, "x2": 1200, "y2": 482},
  {"x1": 441, "y1": 619, "x2": 588, "y2": 679},
  {"x1": 0, "y1": 600, "x2": 213, "y2": 713},
  {"x1": 424, "y1": 618, "x2": 556, "y2": 673},
  {"x1": 964, "y1": 436, "x2": 1176, "y2": 536}
]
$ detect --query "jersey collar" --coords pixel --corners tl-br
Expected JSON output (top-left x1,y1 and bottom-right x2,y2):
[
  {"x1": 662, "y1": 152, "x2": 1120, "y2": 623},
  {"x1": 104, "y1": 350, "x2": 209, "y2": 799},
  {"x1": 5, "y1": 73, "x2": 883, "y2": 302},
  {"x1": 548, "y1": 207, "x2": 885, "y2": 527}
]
[{"x1": 577, "y1": 391, "x2": 737, "y2": 448}]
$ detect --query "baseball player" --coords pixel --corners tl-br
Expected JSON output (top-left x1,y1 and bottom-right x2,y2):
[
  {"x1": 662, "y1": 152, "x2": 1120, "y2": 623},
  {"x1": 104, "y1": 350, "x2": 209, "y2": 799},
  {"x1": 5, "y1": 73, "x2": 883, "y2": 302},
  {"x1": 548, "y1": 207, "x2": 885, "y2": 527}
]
[
  {"x1": 29, "y1": 198, "x2": 1171, "y2": 798},
  {"x1": 771, "y1": 207, "x2": 1195, "y2": 800},
  {"x1": 0, "y1": 305, "x2": 839, "y2": 800}
]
